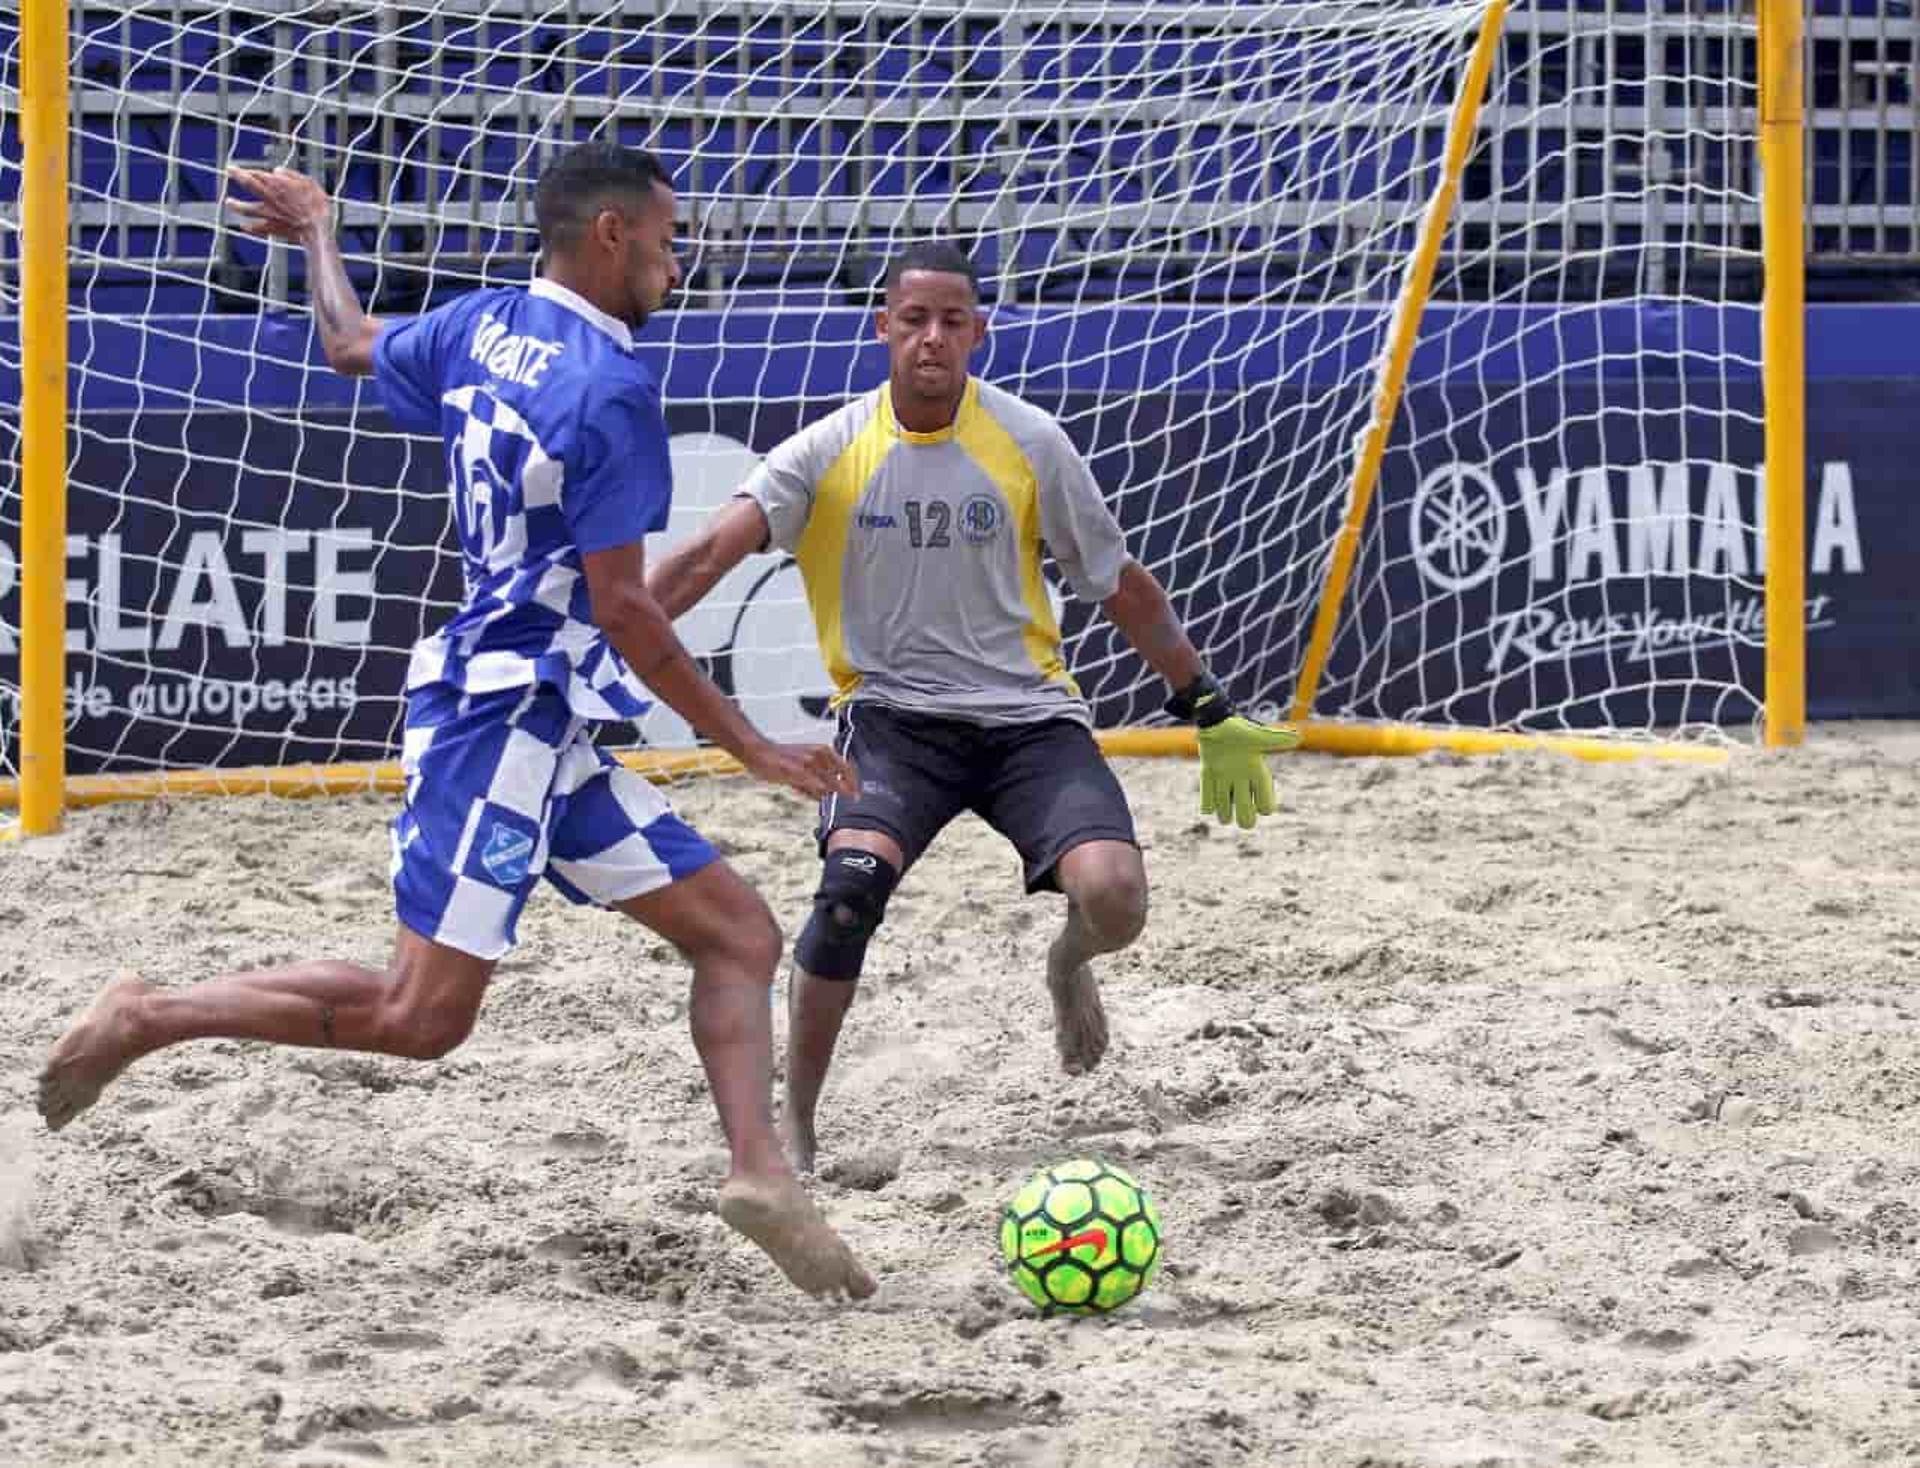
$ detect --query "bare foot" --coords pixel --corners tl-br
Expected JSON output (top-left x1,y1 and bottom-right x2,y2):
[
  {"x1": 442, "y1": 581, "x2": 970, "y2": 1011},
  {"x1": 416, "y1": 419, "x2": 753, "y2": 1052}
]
[
  {"x1": 717, "y1": 1171, "x2": 876, "y2": 1300},
  {"x1": 1046, "y1": 937, "x2": 1109, "y2": 1076},
  {"x1": 37, "y1": 975, "x2": 152, "y2": 1132},
  {"x1": 778, "y1": 1106, "x2": 819, "y2": 1176}
]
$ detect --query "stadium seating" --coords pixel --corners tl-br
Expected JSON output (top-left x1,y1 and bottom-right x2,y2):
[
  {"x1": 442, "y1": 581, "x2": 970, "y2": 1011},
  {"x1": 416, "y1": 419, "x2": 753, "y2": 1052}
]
[{"x1": 1, "y1": 1, "x2": 1915, "y2": 313}]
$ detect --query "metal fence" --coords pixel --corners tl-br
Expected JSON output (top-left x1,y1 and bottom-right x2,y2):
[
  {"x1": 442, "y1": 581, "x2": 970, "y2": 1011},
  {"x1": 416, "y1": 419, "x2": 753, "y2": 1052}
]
[{"x1": 0, "y1": 1, "x2": 1914, "y2": 310}]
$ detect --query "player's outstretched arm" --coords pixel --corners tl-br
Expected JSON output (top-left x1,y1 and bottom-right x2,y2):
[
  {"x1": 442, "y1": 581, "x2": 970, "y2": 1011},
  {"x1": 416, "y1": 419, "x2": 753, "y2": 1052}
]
[
  {"x1": 1099, "y1": 558, "x2": 1301, "y2": 829},
  {"x1": 584, "y1": 541, "x2": 857, "y2": 801},
  {"x1": 226, "y1": 166, "x2": 381, "y2": 377},
  {"x1": 646, "y1": 498, "x2": 773, "y2": 620}
]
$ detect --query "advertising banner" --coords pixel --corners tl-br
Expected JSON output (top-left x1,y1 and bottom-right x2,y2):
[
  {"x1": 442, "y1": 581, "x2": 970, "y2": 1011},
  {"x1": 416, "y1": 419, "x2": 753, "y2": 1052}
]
[{"x1": 1, "y1": 307, "x2": 1913, "y2": 774}]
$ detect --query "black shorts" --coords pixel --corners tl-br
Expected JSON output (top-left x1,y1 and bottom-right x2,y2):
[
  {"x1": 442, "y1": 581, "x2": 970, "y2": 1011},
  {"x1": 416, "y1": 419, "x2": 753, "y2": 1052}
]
[{"x1": 819, "y1": 702, "x2": 1138, "y2": 894}]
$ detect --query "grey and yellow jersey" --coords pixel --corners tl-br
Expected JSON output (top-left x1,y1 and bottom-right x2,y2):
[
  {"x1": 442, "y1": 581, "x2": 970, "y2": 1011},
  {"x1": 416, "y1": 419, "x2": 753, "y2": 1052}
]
[{"x1": 741, "y1": 377, "x2": 1129, "y2": 726}]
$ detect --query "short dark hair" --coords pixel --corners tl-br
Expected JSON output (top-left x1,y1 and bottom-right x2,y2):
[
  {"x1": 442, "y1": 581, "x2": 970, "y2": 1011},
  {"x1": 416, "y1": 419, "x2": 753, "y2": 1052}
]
[
  {"x1": 533, "y1": 141, "x2": 673, "y2": 253},
  {"x1": 882, "y1": 241, "x2": 980, "y2": 300}
]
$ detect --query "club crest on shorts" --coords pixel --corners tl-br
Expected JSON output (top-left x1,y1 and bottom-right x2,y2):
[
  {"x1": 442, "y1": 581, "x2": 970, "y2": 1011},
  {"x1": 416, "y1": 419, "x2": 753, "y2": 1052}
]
[
  {"x1": 960, "y1": 495, "x2": 1002, "y2": 544},
  {"x1": 480, "y1": 821, "x2": 535, "y2": 886}
]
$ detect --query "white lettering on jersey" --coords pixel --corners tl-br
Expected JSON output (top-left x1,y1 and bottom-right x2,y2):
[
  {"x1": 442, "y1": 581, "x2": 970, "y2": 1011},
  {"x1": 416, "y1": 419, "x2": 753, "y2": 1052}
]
[{"x1": 469, "y1": 314, "x2": 564, "y2": 388}]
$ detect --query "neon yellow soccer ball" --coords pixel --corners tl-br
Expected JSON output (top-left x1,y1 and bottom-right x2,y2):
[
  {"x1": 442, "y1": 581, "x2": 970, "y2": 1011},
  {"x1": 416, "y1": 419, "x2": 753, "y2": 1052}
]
[{"x1": 999, "y1": 1158, "x2": 1162, "y2": 1314}]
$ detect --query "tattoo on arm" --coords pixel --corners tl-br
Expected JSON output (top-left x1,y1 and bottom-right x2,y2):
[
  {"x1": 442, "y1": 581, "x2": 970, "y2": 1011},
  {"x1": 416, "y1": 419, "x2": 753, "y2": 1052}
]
[{"x1": 319, "y1": 1004, "x2": 338, "y2": 1047}]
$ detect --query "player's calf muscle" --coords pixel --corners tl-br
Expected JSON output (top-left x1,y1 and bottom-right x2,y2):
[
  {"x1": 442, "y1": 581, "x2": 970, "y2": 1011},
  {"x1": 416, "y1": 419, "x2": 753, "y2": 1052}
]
[{"x1": 380, "y1": 995, "x2": 478, "y2": 1059}]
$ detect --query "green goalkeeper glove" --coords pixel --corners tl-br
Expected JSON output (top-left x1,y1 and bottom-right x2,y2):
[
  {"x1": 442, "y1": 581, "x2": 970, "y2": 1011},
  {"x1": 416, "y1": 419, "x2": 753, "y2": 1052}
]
[{"x1": 1167, "y1": 674, "x2": 1303, "y2": 830}]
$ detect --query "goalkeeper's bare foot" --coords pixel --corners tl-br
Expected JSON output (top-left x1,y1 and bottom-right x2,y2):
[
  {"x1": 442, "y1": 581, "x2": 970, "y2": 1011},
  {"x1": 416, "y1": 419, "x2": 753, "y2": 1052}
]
[
  {"x1": 38, "y1": 975, "x2": 152, "y2": 1132},
  {"x1": 718, "y1": 1170, "x2": 876, "y2": 1299},
  {"x1": 1047, "y1": 937, "x2": 1109, "y2": 1076}
]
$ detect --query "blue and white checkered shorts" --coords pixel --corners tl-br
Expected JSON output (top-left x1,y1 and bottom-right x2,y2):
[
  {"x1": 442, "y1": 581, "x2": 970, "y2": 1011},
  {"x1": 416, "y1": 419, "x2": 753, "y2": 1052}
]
[{"x1": 390, "y1": 683, "x2": 717, "y2": 959}]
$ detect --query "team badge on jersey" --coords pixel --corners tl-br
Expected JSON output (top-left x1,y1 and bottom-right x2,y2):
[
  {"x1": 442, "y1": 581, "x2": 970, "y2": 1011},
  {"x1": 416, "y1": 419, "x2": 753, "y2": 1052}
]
[{"x1": 961, "y1": 495, "x2": 1002, "y2": 544}]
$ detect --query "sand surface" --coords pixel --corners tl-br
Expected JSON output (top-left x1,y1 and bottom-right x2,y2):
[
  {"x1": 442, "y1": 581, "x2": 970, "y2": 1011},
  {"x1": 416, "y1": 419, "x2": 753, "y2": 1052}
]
[{"x1": 4, "y1": 724, "x2": 1919, "y2": 1467}]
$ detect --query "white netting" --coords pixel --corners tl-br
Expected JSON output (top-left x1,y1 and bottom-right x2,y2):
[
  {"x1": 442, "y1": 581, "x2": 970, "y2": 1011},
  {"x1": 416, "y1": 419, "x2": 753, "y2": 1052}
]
[{"x1": 0, "y1": 0, "x2": 1788, "y2": 794}]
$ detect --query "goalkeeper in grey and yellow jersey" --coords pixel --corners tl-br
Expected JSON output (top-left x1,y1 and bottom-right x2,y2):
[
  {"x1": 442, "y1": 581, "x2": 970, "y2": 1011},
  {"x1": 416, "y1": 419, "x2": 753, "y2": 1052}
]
[{"x1": 648, "y1": 242, "x2": 1299, "y2": 1171}]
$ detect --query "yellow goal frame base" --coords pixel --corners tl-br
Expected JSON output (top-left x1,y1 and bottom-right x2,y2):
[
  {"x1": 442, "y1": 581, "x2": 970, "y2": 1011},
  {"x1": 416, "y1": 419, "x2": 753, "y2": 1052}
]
[
  {"x1": 0, "y1": 718, "x2": 1728, "y2": 827},
  {"x1": 1102, "y1": 724, "x2": 1728, "y2": 765}
]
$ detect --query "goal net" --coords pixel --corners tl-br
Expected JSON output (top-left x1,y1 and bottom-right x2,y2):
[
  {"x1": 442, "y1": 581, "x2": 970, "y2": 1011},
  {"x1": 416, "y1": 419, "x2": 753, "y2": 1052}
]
[{"x1": 1, "y1": 0, "x2": 1791, "y2": 810}]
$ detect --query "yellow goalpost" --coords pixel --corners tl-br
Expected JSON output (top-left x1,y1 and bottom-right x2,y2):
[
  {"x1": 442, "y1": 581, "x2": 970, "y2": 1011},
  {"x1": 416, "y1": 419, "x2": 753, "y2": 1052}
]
[
  {"x1": 1282, "y1": 0, "x2": 1803, "y2": 766},
  {"x1": 3, "y1": 0, "x2": 1808, "y2": 834},
  {"x1": 1758, "y1": 0, "x2": 1808, "y2": 750},
  {"x1": 13, "y1": 0, "x2": 70, "y2": 836}
]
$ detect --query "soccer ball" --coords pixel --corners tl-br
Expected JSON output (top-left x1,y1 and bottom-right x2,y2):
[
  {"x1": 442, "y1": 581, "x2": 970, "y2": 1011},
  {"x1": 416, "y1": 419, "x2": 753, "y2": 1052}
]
[{"x1": 999, "y1": 1158, "x2": 1162, "y2": 1314}]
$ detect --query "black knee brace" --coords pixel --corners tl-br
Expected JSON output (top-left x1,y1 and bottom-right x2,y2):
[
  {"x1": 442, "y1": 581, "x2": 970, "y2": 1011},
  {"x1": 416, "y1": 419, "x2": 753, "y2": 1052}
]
[{"x1": 794, "y1": 848, "x2": 900, "y2": 981}]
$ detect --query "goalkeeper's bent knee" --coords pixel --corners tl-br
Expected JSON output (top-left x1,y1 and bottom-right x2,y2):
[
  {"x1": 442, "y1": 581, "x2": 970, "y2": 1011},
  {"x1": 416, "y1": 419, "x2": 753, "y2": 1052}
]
[{"x1": 794, "y1": 848, "x2": 900, "y2": 981}]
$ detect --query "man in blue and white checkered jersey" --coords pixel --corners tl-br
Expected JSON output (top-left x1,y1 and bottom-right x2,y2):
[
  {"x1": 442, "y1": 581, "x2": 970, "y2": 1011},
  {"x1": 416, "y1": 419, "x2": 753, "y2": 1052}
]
[{"x1": 36, "y1": 143, "x2": 875, "y2": 1301}]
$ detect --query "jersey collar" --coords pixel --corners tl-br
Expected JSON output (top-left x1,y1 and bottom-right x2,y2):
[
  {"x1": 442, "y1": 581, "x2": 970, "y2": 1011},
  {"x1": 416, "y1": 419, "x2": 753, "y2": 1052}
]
[
  {"x1": 529, "y1": 278, "x2": 634, "y2": 351},
  {"x1": 883, "y1": 376, "x2": 975, "y2": 444}
]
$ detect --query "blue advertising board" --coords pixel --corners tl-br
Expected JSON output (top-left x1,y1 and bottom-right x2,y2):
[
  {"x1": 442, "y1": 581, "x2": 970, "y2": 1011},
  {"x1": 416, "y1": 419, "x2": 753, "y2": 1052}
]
[{"x1": 0, "y1": 304, "x2": 1913, "y2": 774}]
